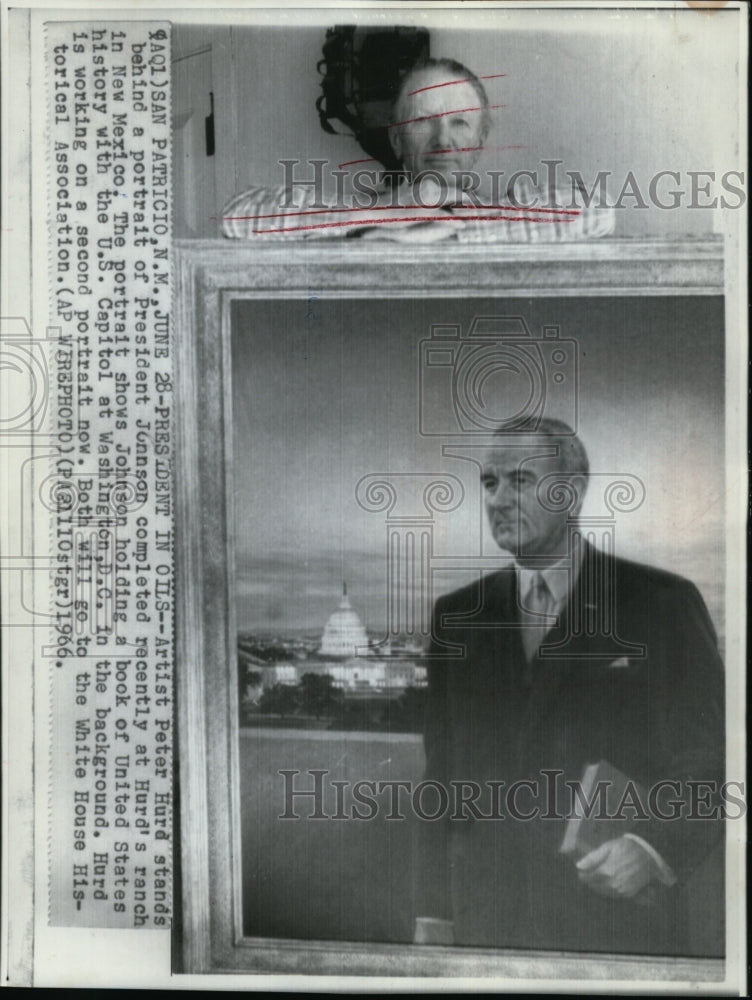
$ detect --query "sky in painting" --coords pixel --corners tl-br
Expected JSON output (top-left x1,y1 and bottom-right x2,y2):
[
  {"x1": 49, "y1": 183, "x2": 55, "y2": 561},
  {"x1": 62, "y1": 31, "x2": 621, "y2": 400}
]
[{"x1": 231, "y1": 296, "x2": 725, "y2": 642}]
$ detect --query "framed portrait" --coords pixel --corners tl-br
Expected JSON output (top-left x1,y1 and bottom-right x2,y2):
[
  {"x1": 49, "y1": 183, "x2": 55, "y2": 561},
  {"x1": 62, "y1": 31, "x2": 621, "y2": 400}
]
[{"x1": 174, "y1": 236, "x2": 734, "y2": 982}]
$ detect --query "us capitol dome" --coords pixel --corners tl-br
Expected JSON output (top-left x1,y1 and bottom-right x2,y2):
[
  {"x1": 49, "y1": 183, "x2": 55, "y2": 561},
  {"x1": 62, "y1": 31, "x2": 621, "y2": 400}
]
[{"x1": 319, "y1": 583, "x2": 371, "y2": 658}]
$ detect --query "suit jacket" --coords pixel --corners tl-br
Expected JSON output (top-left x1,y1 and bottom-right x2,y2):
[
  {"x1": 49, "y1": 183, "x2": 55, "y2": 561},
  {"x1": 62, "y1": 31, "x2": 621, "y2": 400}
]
[{"x1": 418, "y1": 543, "x2": 725, "y2": 954}]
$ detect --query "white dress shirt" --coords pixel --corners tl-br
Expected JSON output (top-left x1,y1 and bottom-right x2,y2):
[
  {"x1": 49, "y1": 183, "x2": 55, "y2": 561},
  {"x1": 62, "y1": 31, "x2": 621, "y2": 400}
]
[{"x1": 517, "y1": 557, "x2": 574, "y2": 633}]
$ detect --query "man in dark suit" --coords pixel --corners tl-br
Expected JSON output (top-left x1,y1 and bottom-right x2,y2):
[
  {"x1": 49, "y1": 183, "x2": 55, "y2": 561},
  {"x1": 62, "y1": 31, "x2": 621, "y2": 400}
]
[{"x1": 414, "y1": 419, "x2": 724, "y2": 954}]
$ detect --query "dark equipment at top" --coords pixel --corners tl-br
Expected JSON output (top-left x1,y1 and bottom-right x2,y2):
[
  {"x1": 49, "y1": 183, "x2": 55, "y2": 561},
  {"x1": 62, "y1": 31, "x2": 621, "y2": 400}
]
[{"x1": 316, "y1": 25, "x2": 430, "y2": 173}]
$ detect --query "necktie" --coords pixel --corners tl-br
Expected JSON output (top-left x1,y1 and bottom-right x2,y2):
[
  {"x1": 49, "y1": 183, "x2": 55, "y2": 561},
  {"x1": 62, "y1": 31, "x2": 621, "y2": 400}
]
[{"x1": 521, "y1": 572, "x2": 554, "y2": 662}]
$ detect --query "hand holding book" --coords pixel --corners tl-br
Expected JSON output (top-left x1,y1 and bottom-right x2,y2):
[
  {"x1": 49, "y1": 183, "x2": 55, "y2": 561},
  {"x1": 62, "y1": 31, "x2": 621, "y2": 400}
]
[
  {"x1": 575, "y1": 837, "x2": 657, "y2": 903},
  {"x1": 560, "y1": 760, "x2": 675, "y2": 906}
]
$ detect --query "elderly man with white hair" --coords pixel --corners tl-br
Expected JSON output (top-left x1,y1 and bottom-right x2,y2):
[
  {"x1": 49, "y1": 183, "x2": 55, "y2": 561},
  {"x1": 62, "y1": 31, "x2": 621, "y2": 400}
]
[{"x1": 222, "y1": 57, "x2": 614, "y2": 242}]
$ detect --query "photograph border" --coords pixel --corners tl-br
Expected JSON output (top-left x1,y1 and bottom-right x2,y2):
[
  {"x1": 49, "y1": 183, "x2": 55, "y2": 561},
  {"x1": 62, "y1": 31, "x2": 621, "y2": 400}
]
[
  {"x1": 174, "y1": 237, "x2": 729, "y2": 981},
  {"x1": 0, "y1": 0, "x2": 745, "y2": 991}
]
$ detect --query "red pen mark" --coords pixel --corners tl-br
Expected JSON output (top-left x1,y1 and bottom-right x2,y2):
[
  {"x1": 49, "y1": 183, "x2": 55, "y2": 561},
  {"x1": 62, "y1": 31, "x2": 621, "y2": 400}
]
[
  {"x1": 226, "y1": 205, "x2": 431, "y2": 222},
  {"x1": 225, "y1": 204, "x2": 581, "y2": 223},
  {"x1": 386, "y1": 105, "x2": 505, "y2": 131},
  {"x1": 251, "y1": 214, "x2": 576, "y2": 235},
  {"x1": 453, "y1": 203, "x2": 581, "y2": 217},
  {"x1": 414, "y1": 144, "x2": 527, "y2": 159},
  {"x1": 238, "y1": 206, "x2": 580, "y2": 236},
  {"x1": 407, "y1": 73, "x2": 508, "y2": 96},
  {"x1": 418, "y1": 145, "x2": 485, "y2": 157}
]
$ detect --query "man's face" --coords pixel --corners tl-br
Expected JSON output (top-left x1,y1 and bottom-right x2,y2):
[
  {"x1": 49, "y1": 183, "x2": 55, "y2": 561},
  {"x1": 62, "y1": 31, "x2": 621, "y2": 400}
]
[
  {"x1": 481, "y1": 442, "x2": 577, "y2": 561},
  {"x1": 390, "y1": 67, "x2": 486, "y2": 183}
]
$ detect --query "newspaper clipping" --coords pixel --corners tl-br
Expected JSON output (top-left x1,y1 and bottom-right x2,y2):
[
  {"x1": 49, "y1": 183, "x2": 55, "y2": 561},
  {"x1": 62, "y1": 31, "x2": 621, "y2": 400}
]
[
  {"x1": 1, "y1": 0, "x2": 748, "y2": 992},
  {"x1": 46, "y1": 19, "x2": 172, "y2": 929}
]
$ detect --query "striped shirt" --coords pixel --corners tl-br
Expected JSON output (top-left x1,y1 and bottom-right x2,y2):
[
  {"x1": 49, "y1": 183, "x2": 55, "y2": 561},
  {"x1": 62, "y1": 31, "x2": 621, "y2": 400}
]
[{"x1": 222, "y1": 180, "x2": 616, "y2": 243}]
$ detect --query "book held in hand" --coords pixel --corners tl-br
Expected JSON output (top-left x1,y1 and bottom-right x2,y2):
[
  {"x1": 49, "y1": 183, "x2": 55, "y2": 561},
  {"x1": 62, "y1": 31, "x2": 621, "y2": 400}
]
[{"x1": 560, "y1": 758, "x2": 649, "y2": 859}]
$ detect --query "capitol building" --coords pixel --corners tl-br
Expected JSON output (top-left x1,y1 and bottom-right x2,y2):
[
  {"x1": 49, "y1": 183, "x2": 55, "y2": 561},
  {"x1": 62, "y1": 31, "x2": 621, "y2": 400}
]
[
  {"x1": 259, "y1": 584, "x2": 426, "y2": 693},
  {"x1": 319, "y1": 584, "x2": 370, "y2": 658}
]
